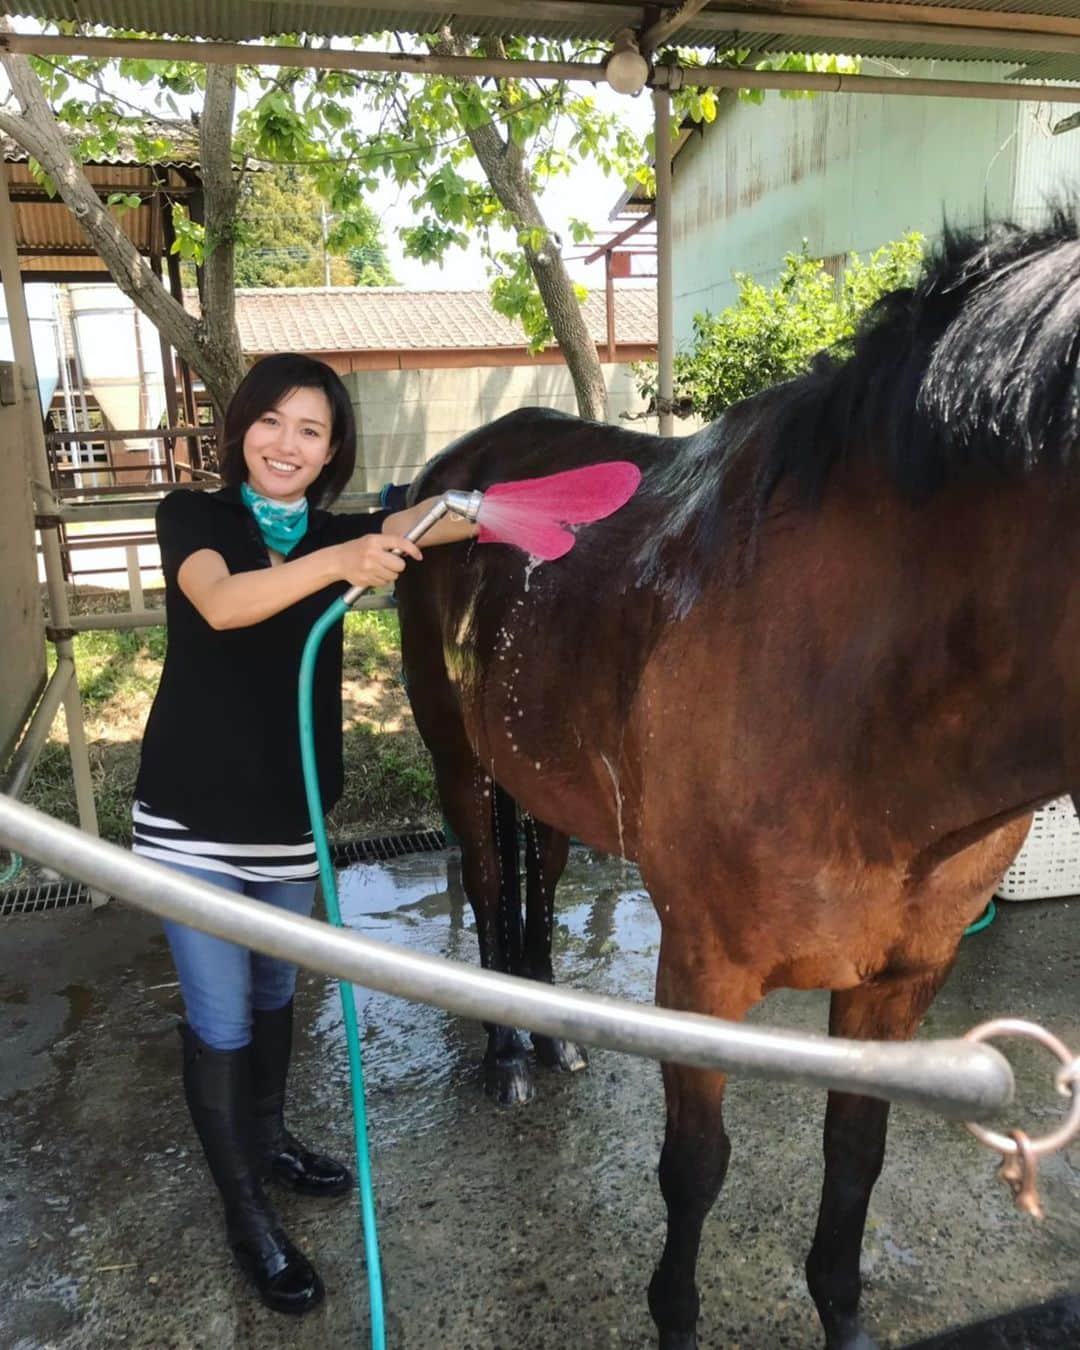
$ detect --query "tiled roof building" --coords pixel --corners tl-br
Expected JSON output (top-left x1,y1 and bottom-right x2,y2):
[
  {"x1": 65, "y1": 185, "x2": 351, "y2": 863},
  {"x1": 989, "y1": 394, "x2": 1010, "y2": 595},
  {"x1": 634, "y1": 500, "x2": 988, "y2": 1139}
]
[{"x1": 214, "y1": 285, "x2": 657, "y2": 369}]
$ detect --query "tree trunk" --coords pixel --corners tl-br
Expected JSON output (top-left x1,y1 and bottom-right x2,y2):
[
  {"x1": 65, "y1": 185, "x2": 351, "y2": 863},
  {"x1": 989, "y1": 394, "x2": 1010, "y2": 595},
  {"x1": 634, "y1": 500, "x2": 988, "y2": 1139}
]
[
  {"x1": 0, "y1": 22, "x2": 246, "y2": 420},
  {"x1": 197, "y1": 64, "x2": 245, "y2": 415},
  {"x1": 432, "y1": 34, "x2": 609, "y2": 422}
]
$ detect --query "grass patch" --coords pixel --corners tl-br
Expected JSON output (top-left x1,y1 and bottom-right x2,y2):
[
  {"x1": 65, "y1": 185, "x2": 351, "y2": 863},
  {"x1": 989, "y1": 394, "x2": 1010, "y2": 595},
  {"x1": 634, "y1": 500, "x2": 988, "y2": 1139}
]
[{"x1": 23, "y1": 596, "x2": 440, "y2": 854}]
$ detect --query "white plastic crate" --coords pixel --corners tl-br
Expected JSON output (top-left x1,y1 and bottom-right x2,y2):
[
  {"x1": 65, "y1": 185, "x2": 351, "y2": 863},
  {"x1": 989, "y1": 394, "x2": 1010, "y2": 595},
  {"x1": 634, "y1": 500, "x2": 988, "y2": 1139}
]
[{"x1": 997, "y1": 796, "x2": 1080, "y2": 901}]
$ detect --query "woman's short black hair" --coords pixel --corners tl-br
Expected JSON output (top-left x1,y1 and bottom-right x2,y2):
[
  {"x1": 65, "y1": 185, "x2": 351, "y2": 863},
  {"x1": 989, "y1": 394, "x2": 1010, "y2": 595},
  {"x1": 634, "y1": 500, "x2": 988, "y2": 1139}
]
[{"x1": 219, "y1": 353, "x2": 357, "y2": 506}]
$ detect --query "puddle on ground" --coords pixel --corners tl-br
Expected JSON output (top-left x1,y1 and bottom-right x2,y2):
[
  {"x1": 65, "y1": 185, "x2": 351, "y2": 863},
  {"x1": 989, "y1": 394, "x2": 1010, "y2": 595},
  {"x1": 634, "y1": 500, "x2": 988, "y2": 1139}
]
[{"x1": 310, "y1": 847, "x2": 660, "y2": 1145}]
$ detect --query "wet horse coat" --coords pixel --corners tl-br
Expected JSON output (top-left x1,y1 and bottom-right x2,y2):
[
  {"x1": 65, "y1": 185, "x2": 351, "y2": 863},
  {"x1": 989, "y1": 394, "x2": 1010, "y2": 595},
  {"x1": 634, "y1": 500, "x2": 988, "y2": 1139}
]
[{"x1": 395, "y1": 216, "x2": 1080, "y2": 1349}]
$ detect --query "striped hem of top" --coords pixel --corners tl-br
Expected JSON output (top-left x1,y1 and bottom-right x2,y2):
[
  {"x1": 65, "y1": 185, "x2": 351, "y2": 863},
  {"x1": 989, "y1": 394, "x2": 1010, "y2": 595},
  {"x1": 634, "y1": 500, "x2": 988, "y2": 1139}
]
[{"x1": 131, "y1": 801, "x2": 319, "y2": 883}]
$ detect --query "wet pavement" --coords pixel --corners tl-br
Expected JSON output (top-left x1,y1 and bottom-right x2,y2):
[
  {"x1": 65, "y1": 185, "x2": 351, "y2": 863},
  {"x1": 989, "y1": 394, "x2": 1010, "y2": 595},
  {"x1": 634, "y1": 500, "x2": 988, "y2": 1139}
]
[{"x1": 1, "y1": 847, "x2": 1078, "y2": 1349}]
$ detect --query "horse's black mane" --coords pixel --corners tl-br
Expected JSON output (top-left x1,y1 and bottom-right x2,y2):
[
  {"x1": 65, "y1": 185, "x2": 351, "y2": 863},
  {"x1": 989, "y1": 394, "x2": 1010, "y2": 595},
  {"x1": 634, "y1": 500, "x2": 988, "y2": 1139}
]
[
  {"x1": 635, "y1": 209, "x2": 1080, "y2": 608},
  {"x1": 760, "y1": 206, "x2": 1080, "y2": 500}
]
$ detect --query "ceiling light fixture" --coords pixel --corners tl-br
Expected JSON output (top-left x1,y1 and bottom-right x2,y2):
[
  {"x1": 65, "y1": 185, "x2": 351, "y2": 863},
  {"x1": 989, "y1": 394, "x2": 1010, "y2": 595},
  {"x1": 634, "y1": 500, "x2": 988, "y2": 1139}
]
[{"x1": 604, "y1": 29, "x2": 651, "y2": 96}]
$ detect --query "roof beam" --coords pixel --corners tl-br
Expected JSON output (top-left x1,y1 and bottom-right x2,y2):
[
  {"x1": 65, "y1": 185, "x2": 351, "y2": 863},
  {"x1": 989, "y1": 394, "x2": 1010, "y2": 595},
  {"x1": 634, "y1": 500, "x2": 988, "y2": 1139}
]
[
  {"x1": 722, "y1": 0, "x2": 1080, "y2": 40},
  {"x1": 584, "y1": 209, "x2": 655, "y2": 263},
  {"x1": 9, "y1": 184, "x2": 194, "y2": 200},
  {"x1": 642, "y1": 1, "x2": 716, "y2": 54},
  {"x1": 655, "y1": 60, "x2": 1080, "y2": 100},
  {"x1": 688, "y1": 6, "x2": 1080, "y2": 57},
  {"x1": 0, "y1": 31, "x2": 608, "y2": 81},
  {"x1": 14, "y1": 244, "x2": 152, "y2": 255},
  {"x1": 3, "y1": 30, "x2": 1080, "y2": 103}
]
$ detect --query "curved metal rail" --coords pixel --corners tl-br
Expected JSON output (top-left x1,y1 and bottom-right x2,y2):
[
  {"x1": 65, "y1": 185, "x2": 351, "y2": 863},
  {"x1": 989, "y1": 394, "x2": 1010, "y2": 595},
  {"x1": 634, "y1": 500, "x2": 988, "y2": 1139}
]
[{"x1": 0, "y1": 794, "x2": 1013, "y2": 1121}]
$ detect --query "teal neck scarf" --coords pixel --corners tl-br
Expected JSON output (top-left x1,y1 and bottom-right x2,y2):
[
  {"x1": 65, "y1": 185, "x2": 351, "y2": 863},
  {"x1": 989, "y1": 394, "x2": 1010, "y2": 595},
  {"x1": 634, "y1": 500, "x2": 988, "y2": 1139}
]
[{"x1": 241, "y1": 483, "x2": 309, "y2": 557}]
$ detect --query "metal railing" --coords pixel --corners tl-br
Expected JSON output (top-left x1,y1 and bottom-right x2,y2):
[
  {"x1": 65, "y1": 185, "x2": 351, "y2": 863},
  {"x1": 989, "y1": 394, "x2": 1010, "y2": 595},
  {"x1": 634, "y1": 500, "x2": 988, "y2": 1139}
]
[{"x1": 0, "y1": 793, "x2": 1014, "y2": 1122}]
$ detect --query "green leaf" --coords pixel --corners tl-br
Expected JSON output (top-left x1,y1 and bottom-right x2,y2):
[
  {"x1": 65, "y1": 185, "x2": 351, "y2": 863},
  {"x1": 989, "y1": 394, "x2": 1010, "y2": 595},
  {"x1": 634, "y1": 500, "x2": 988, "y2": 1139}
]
[{"x1": 655, "y1": 233, "x2": 925, "y2": 419}]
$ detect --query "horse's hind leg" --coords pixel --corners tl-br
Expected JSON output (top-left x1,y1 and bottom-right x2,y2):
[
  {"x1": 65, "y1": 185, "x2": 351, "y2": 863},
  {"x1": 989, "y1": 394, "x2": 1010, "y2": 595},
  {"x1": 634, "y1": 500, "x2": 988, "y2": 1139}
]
[
  {"x1": 647, "y1": 930, "x2": 761, "y2": 1350},
  {"x1": 806, "y1": 963, "x2": 953, "y2": 1350},
  {"x1": 521, "y1": 815, "x2": 586, "y2": 1074},
  {"x1": 403, "y1": 706, "x2": 533, "y2": 1100},
  {"x1": 457, "y1": 776, "x2": 535, "y2": 1105}
]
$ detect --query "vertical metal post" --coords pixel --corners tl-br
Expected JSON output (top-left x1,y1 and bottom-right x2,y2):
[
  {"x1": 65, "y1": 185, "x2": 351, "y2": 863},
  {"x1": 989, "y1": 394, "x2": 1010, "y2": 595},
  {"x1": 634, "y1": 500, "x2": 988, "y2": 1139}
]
[
  {"x1": 52, "y1": 284, "x2": 80, "y2": 486},
  {"x1": 67, "y1": 283, "x2": 95, "y2": 466},
  {"x1": 125, "y1": 544, "x2": 145, "y2": 611},
  {"x1": 0, "y1": 164, "x2": 101, "y2": 873},
  {"x1": 653, "y1": 86, "x2": 675, "y2": 437},
  {"x1": 605, "y1": 250, "x2": 616, "y2": 363},
  {"x1": 161, "y1": 192, "x2": 202, "y2": 471},
  {"x1": 152, "y1": 256, "x2": 180, "y2": 482}
]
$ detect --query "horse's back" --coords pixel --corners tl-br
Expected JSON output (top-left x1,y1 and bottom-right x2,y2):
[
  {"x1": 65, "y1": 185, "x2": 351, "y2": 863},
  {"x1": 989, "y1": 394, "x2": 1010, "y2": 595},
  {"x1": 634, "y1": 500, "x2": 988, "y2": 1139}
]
[{"x1": 412, "y1": 406, "x2": 662, "y2": 500}]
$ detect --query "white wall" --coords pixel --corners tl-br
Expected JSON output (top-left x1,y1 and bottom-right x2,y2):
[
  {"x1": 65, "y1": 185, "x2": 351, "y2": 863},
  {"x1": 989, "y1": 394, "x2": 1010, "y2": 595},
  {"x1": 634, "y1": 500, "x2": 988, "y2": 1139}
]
[
  {"x1": 669, "y1": 65, "x2": 1080, "y2": 342},
  {"x1": 343, "y1": 361, "x2": 656, "y2": 492}
]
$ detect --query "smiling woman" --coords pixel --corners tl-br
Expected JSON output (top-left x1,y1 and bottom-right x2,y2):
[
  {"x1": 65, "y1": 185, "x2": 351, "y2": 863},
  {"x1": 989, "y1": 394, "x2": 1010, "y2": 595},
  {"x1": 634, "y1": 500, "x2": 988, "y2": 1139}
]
[
  {"x1": 127, "y1": 352, "x2": 478, "y2": 1319},
  {"x1": 242, "y1": 388, "x2": 336, "y2": 500},
  {"x1": 225, "y1": 358, "x2": 354, "y2": 507}
]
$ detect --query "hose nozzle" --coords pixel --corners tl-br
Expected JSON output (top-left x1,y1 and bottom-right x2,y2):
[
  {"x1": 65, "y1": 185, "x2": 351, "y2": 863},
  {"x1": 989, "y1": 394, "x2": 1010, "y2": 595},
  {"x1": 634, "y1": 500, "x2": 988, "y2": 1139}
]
[{"x1": 442, "y1": 488, "x2": 484, "y2": 523}]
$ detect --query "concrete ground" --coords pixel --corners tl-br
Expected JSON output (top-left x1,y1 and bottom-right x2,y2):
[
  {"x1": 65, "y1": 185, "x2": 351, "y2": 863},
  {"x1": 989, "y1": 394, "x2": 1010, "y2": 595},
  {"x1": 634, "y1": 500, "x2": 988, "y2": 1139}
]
[{"x1": 1, "y1": 848, "x2": 1077, "y2": 1350}]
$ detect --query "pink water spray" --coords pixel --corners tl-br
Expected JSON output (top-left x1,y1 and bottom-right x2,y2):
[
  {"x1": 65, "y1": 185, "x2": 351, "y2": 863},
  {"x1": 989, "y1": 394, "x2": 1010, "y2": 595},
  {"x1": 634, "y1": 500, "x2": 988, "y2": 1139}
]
[{"x1": 471, "y1": 461, "x2": 642, "y2": 560}]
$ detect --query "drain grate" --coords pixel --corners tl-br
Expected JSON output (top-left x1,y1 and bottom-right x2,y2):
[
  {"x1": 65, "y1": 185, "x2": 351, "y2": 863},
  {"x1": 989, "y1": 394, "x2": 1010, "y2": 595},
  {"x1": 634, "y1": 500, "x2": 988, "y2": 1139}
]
[
  {"x1": 331, "y1": 828, "x2": 447, "y2": 864},
  {"x1": 0, "y1": 878, "x2": 90, "y2": 917},
  {"x1": 0, "y1": 828, "x2": 450, "y2": 918}
]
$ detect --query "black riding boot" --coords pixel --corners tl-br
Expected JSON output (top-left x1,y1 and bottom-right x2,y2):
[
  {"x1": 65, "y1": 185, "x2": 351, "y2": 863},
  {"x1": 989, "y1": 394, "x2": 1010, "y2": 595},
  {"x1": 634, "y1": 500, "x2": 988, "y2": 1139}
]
[
  {"x1": 250, "y1": 1000, "x2": 352, "y2": 1198},
  {"x1": 179, "y1": 1023, "x2": 324, "y2": 1315}
]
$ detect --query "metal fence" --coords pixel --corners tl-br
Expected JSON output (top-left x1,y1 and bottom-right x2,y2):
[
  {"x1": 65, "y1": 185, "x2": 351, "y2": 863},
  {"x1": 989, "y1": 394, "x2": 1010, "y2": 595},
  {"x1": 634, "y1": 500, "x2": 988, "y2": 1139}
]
[{"x1": 0, "y1": 793, "x2": 1015, "y2": 1123}]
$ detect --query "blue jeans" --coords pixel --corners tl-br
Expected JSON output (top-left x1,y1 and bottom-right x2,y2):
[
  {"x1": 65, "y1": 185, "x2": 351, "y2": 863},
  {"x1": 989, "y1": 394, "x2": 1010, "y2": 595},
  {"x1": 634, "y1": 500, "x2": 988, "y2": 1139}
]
[{"x1": 158, "y1": 860, "x2": 316, "y2": 1051}]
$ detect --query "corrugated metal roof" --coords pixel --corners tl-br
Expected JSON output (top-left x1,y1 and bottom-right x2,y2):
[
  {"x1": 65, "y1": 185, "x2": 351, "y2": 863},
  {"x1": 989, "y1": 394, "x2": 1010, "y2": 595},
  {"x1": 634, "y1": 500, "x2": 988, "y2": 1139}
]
[
  {"x1": 186, "y1": 285, "x2": 657, "y2": 354},
  {"x1": 4, "y1": 0, "x2": 1080, "y2": 80},
  {"x1": 2, "y1": 128, "x2": 201, "y2": 166},
  {"x1": 3, "y1": 143, "x2": 200, "y2": 267}
]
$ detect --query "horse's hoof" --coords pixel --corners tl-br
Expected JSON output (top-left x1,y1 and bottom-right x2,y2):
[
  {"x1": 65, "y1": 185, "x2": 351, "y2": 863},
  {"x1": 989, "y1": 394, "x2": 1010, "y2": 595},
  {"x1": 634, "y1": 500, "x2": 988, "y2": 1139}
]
[
  {"x1": 658, "y1": 1331, "x2": 697, "y2": 1350},
  {"x1": 485, "y1": 1058, "x2": 534, "y2": 1106},
  {"x1": 532, "y1": 1035, "x2": 588, "y2": 1074},
  {"x1": 825, "y1": 1321, "x2": 880, "y2": 1350}
]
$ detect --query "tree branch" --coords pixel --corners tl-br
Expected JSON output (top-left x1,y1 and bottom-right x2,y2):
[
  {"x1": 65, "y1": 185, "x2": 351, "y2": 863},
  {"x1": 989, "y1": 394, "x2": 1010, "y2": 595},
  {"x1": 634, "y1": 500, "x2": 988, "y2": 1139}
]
[
  {"x1": 428, "y1": 29, "x2": 607, "y2": 419},
  {"x1": 0, "y1": 17, "x2": 245, "y2": 420}
]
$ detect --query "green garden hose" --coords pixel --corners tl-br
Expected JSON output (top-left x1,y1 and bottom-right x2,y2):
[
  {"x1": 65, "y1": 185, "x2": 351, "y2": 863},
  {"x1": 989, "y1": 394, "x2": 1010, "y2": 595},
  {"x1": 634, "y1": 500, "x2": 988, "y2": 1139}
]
[
  {"x1": 964, "y1": 898, "x2": 997, "y2": 937},
  {"x1": 0, "y1": 849, "x2": 22, "y2": 884},
  {"x1": 298, "y1": 593, "x2": 386, "y2": 1350},
  {"x1": 296, "y1": 493, "x2": 480, "y2": 1348}
]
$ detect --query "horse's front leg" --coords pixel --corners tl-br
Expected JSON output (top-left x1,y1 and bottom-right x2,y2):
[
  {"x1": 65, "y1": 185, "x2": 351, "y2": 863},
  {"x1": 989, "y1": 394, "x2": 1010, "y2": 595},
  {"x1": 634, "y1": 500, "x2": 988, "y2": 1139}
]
[
  {"x1": 806, "y1": 963, "x2": 953, "y2": 1350},
  {"x1": 521, "y1": 815, "x2": 586, "y2": 1074},
  {"x1": 648, "y1": 930, "x2": 760, "y2": 1350}
]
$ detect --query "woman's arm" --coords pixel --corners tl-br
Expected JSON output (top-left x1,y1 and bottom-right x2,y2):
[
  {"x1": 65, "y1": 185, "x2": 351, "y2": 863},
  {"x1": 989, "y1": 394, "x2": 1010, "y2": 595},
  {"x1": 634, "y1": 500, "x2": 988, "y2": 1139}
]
[
  {"x1": 178, "y1": 531, "x2": 423, "y2": 631},
  {"x1": 383, "y1": 494, "x2": 480, "y2": 548}
]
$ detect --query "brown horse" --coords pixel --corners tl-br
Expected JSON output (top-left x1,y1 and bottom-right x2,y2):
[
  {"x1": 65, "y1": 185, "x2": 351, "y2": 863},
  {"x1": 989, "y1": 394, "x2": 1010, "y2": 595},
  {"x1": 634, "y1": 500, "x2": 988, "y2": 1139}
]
[{"x1": 395, "y1": 213, "x2": 1080, "y2": 1350}]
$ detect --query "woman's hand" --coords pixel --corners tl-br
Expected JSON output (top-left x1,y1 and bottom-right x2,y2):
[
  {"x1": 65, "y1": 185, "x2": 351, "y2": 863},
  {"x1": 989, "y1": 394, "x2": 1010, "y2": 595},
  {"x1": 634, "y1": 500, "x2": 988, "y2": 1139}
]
[
  {"x1": 383, "y1": 496, "x2": 480, "y2": 547},
  {"x1": 334, "y1": 532, "x2": 423, "y2": 589}
]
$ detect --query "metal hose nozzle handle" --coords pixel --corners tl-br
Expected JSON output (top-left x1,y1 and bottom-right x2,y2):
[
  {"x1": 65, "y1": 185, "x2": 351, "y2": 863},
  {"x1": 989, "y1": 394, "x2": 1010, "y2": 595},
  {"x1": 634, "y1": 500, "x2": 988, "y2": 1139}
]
[
  {"x1": 442, "y1": 488, "x2": 484, "y2": 523},
  {"x1": 345, "y1": 488, "x2": 485, "y2": 605}
]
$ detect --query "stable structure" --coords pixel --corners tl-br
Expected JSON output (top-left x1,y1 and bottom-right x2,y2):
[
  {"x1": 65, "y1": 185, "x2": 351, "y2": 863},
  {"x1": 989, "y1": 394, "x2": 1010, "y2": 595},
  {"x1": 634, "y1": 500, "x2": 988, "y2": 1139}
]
[
  {"x1": 1, "y1": 10, "x2": 1080, "y2": 1347},
  {"x1": 2, "y1": 133, "x2": 204, "y2": 444}
]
